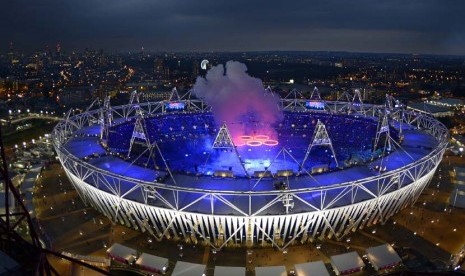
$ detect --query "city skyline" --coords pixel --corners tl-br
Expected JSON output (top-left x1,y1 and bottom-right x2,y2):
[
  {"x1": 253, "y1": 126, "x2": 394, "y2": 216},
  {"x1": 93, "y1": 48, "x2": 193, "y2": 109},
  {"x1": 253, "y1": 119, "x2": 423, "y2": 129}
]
[
  {"x1": 1, "y1": 1, "x2": 465, "y2": 274},
  {"x1": 1, "y1": 0, "x2": 464, "y2": 55}
]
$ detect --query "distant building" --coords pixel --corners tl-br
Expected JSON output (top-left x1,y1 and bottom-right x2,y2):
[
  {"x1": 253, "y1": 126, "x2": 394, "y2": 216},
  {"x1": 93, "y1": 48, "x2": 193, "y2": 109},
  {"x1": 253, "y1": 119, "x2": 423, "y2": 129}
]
[
  {"x1": 427, "y1": 98, "x2": 464, "y2": 108},
  {"x1": 192, "y1": 60, "x2": 199, "y2": 80},
  {"x1": 94, "y1": 85, "x2": 118, "y2": 100},
  {"x1": 407, "y1": 102, "x2": 454, "y2": 117},
  {"x1": 125, "y1": 82, "x2": 158, "y2": 91},
  {"x1": 58, "y1": 86, "x2": 93, "y2": 107},
  {"x1": 154, "y1": 57, "x2": 165, "y2": 79},
  {"x1": 450, "y1": 167, "x2": 465, "y2": 209},
  {"x1": 362, "y1": 88, "x2": 373, "y2": 102},
  {"x1": 140, "y1": 90, "x2": 172, "y2": 101}
]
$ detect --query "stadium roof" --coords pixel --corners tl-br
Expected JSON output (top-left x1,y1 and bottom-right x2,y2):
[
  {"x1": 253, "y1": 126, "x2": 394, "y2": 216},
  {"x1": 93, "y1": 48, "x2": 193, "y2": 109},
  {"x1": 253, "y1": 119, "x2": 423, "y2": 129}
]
[
  {"x1": 135, "y1": 253, "x2": 168, "y2": 272},
  {"x1": 428, "y1": 98, "x2": 464, "y2": 107},
  {"x1": 366, "y1": 244, "x2": 402, "y2": 270},
  {"x1": 294, "y1": 260, "x2": 330, "y2": 276},
  {"x1": 255, "y1": 266, "x2": 287, "y2": 276},
  {"x1": 214, "y1": 266, "x2": 246, "y2": 276},
  {"x1": 62, "y1": 120, "x2": 439, "y2": 216},
  {"x1": 408, "y1": 102, "x2": 451, "y2": 114},
  {"x1": 451, "y1": 167, "x2": 465, "y2": 208},
  {"x1": 106, "y1": 243, "x2": 136, "y2": 262},
  {"x1": 171, "y1": 261, "x2": 205, "y2": 276},
  {"x1": 330, "y1": 251, "x2": 364, "y2": 274}
]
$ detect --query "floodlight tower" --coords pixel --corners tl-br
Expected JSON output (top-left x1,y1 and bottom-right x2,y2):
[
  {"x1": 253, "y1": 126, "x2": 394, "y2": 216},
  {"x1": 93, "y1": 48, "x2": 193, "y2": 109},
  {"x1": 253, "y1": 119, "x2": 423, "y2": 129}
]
[
  {"x1": 301, "y1": 119, "x2": 338, "y2": 169},
  {"x1": 310, "y1": 86, "x2": 321, "y2": 101},
  {"x1": 373, "y1": 112, "x2": 393, "y2": 154},
  {"x1": 212, "y1": 122, "x2": 249, "y2": 176},
  {"x1": 100, "y1": 95, "x2": 112, "y2": 144}
]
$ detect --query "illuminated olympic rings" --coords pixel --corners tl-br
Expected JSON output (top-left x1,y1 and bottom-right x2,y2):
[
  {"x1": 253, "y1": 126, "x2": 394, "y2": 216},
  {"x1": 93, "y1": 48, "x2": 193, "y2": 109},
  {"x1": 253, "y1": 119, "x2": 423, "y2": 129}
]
[
  {"x1": 262, "y1": 140, "x2": 279, "y2": 146},
  {"x1": 236, "y1": 135, "x2": 278, "y2": 147}
]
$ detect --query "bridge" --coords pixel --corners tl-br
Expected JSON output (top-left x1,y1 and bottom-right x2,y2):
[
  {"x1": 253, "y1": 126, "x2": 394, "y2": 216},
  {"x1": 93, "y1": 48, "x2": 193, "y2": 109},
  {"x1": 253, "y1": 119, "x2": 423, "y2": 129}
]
[{"x1": 2, "y1": 113, "x2": 62, "y2": 125}]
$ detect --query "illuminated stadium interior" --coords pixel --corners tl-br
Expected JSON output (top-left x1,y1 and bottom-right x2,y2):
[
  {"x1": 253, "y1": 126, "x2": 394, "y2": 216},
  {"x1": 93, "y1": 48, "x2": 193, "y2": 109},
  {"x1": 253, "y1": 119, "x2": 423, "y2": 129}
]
[{"x1": 106, "y1": 111, "x2": 397, "y2": 177}]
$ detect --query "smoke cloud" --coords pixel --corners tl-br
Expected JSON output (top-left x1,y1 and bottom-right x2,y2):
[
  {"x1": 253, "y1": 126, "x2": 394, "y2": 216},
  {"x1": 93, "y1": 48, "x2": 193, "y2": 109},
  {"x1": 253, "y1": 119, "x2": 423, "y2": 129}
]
[{"x1": 193, "y1": 61, "x2": 283, "y2": 143}]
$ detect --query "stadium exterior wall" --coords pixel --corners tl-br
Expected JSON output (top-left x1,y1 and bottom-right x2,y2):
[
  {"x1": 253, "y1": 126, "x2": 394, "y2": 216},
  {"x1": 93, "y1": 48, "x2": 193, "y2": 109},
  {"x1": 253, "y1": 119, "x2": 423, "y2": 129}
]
[{"x1": 63, "y1": 165, "x2": 437, "y2": 250}]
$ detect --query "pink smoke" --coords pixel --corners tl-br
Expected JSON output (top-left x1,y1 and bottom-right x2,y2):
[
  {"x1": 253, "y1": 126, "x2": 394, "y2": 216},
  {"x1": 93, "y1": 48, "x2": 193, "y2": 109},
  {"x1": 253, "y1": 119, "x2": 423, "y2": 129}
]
[{"x1": 193, "y1": 61, "x2": 283, "y2": 144}]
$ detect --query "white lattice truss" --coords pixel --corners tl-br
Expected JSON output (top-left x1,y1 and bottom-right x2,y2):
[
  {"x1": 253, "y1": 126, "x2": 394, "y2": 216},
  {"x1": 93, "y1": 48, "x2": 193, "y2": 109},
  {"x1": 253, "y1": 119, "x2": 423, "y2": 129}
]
[
  {"x1": 169, "y1": 87, "x2": 180, "y2": 101},
  {"x1": 212, "y1": 123, "x2": 235, "y2": 149},
  {"x1": 301, "y1": 119, "x2": 339, "y2": 168},
  {"x1": 52, "y1": 93, "x2": 448, "y2": 251},
  {"x1": 210, "y1": 123, "x2": 248, "y2": 176},
  {"x1": 373, "y1": 111, "x2": 394, "y2": 153},
  {"x1": 99, "y1": 96, "x2": 112, "y2": 142},
  {"x1": 310, "y1": 86, "x2": 321, "y2": 101},
  {"x1": 127, "y1": 114, "x2": 153, "y2": 158}
]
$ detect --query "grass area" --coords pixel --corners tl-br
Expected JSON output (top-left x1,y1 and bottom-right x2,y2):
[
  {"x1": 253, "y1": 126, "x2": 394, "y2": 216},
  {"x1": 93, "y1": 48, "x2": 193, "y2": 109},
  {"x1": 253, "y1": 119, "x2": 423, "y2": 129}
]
[{"x1": 2, "y1": 119, "x2": 57, "y2": 148}]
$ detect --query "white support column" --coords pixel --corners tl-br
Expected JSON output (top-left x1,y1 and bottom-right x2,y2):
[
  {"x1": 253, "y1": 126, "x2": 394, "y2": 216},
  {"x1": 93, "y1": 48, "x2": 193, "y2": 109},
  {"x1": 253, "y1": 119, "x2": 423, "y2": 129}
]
[
  {"x1": 373, "y1": 112, "x2": 393, "y2": 154},
  {"x1": 127, "y1": 113, "x2": 153, "y2": 159},
  {"x1": 211, "y1": 122, "x2": 249, "y2": 176},
  {"x1": 100, "y1": 96, "x2": 112, "y2": 144},
  {"x1": 169, "y1": 87, "x2": 180, "y2": 101},
  {"x1": 212, "y1": 122, "x2": 235, "y2": 149},
  {"x1": 301, "y1": 119, "x2": 339, "y2": 170},
  {"x1": 310, "y1": 86, "x2": 321, "y2": 101},
  {"x1": 352, "y1": 88, "x2": 364, "y2": 114}
]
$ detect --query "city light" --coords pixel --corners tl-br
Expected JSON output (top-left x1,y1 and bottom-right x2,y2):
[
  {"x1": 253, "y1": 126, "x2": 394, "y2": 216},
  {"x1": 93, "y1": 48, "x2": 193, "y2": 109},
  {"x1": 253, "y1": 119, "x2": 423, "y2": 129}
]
[{"x1": 0, "y1": 31, "x2": 462, "y2": 274}]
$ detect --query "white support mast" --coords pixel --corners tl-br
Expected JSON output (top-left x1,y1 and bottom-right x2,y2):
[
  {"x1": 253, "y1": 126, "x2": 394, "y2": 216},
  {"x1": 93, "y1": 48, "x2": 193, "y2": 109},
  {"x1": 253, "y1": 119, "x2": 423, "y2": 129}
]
[
  {"x1": 212, "y1": 122, "x2": 236, "y2": 149},
  {"x1": 310, "y1": 86, "x2": 321, "y2": 101},
  {"x1": 373, "y1": 112, "x2": 393, "y2": 154},
  {"x1": 126, "y1": 101, "x2": 177, "y2": 184},
  {"x1": 127, "y1": 111, "x2": 154, "y2": 161},
  {"x1": 126, "y1": 90, "x2": 158, "y2": 167},
  {"x1": 211, "y1": 122, "x2": 249, "y2": 176},
  {"x1": 100, "y1": 96, "x2": 112, "y2": 145},
  {"x1": 129, "y1": 90, "x2": 139, "y2": 104},
  {"x1": 265, "y1": 86, "x2": 274, "y2": 95},
  {"x1": 351, "y1": 88, "x2": 364, "y2": 113},
  {"x1": 336, "y1": 90, "x2": 352, "y2": 113},
  {"x1": 122, "y1": 90, "x2": 141, "y2": 119},
  {"x1": 283, "y1": 89, "x2": 306, "y2": 110},
  {"x1": 385, "y1": 94, "x2": 394, "y2": 110},
  {"x1": 169, "y1": 87, "x2": 180, "y2": 101},
  {"x1": 337, "y1": 90, "x2": 351, "y2": 102},
  {"x1": 301, "y1": 119, "x2": 338, "y2": 169}
]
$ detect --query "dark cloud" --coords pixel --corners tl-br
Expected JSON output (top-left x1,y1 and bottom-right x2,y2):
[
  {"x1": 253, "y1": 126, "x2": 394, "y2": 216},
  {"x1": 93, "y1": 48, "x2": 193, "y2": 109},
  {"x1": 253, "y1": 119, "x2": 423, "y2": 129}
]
[{"x1": 0, "y1": 0, "x2": 464, "y2": 54}]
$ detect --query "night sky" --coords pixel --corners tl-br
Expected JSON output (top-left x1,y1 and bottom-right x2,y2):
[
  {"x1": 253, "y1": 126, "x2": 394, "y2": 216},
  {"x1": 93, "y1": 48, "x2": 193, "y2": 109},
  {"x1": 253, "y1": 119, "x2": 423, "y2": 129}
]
[{"x1": 1, "y1": 0, "x2": 464, "y2": 55}]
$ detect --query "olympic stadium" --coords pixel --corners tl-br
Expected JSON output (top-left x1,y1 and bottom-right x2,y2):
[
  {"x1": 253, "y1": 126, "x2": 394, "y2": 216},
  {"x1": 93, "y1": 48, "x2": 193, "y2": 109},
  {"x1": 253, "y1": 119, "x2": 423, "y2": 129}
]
[{"x1": 52, "y1": 88, "x2": 448, "y2": 251}]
